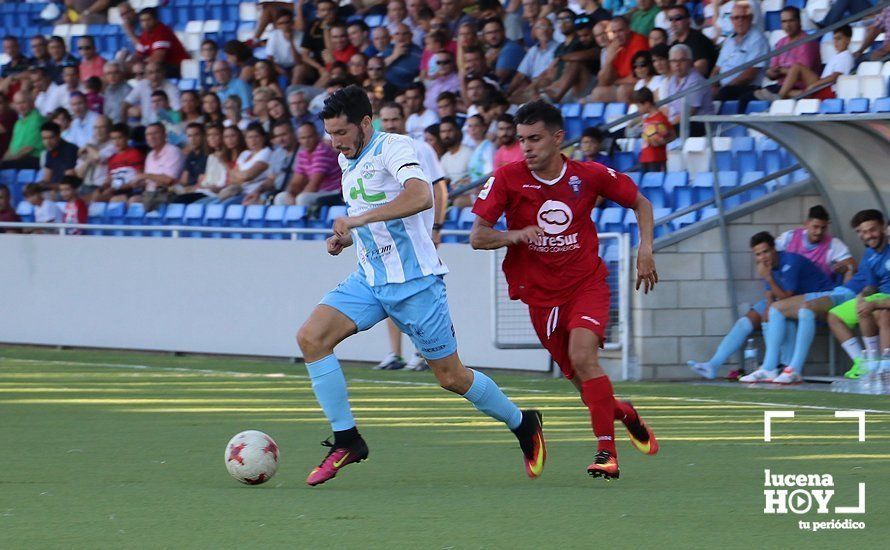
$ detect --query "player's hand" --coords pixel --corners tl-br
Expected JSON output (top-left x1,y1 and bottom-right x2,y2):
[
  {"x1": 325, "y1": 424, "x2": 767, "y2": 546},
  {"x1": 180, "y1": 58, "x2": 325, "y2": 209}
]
[
  {"x1": 857, "y1": 297, "x2": 875, "y2": 317},
  {"x1": 432, "y1": 228, "x2": 441, "y2": 247},
  {"x1": 755, "y1": 259, "x2": 772, "y2": 279},
  {"x1": 332, "y1": 215, "x2": 358, "y2": 237},
  {"x1": 636, "y1": 250, "x2": 658, "y2": 293},
  {"x1": 831, "y1": 261, "x2": 849, "y2": 274},
  {"x1": 326, "y1": 234, "x2": 350, "y2": 256},
  {"x1": 509, "y1": 225, "x2": 545, "y2": 245}
]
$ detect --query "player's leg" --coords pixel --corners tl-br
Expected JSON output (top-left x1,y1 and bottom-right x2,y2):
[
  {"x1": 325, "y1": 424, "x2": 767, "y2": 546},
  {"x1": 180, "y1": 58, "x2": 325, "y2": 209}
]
[
  {"x1": 828, "y1": 298, "x2": 869, "y2": 379},
  {"x1": 742, "y1": 300, "x2": 795, "y2": 382},
  {"x1": 374, "y1": 319, "x2": 406, "y2": 370},
  {"x1": 878, "y1": 309, "x2": 890, "y2": 353},
  {"x1": 390, "y1": 276, "x2": 546, "y2": 478},
  {"x1": 298, "y1": 274, "x2": 388, "y2": 486},
  {"x1": 772, "y1": 294, "x2": 830, "y2": 383},
  {"x1": 688, "y1": 305, "x2": 763, "y2": 379}
]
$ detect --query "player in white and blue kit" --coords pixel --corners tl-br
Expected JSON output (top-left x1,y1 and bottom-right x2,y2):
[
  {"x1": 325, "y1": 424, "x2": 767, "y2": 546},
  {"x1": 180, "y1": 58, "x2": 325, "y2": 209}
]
[{"x1": 296, "y1": 86, "x2": 546, "y2": 486}]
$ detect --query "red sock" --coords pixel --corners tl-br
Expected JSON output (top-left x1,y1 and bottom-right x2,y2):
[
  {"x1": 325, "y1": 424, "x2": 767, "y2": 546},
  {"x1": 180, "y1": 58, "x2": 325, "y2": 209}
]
[
  {"x1": 580, "y1": 376, "x2": 617, "y2": 455},
  {"x1": 614, "y1": 399, "x2": 638, "y2": 425}
]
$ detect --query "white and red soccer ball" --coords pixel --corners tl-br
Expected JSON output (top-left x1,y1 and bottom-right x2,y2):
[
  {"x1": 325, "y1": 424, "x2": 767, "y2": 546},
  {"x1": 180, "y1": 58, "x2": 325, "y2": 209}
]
[{"x1": 225, "y1": 430, "x2": 280, "y2": 485}]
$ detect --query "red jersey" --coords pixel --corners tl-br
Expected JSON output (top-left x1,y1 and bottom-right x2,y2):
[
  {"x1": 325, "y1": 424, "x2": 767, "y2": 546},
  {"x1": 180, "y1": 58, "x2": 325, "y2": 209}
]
[
  {"x1": 472, "y1": 157, "x2": 639, "y2": 307},
  {"x1": 137, "y1": 23, "x2": 190, "y2": 66},
  {"x1": 640, "y1": 111, "x2": 670, "y2": 163},
  {"x1": 107, "y1": 148, "x2": 145, "y2": 189},
  {"x1": 64, "y1": 198, "x2": 88, "y2": 234}
]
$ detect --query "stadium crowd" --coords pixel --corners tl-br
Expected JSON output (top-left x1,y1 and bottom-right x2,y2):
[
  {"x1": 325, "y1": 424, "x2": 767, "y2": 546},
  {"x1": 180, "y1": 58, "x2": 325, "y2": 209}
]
[{"x1": 0, "y1": 0, "x2": 887, "y2": 229}]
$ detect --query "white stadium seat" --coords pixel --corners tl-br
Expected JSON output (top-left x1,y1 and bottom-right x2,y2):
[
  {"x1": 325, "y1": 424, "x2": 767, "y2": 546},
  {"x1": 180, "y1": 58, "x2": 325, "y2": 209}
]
[
  {"x1": 835, "y1": 75, "x2": 860, "y2": 99},
  {"x1": 240, "y1": 3, "x2": 258, "y2": 22},
  {"x1": 859, "y1": 76, "x2": 887, "y2": 100},
  {"x1": 768, "y1": 99, "x2": 796, "y2": 116},
  {"x1": 794, "y1": 99, "x2": 821, "y2": 115},
  {"x1": 181, "y1": 60, "x2": 200, "y2": 80}
]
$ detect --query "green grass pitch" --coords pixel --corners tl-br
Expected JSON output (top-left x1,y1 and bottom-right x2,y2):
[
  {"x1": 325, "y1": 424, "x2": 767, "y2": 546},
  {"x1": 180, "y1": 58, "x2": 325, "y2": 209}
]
[{"x1": 0, "y1": 345, "x2": 888, "y2": 548}]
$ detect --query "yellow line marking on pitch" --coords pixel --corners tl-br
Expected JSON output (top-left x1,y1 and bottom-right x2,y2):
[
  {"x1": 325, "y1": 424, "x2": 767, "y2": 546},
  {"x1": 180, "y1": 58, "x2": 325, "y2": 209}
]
[{"x1": 765, "y1": 454, "x2": 890, "y2": 460}]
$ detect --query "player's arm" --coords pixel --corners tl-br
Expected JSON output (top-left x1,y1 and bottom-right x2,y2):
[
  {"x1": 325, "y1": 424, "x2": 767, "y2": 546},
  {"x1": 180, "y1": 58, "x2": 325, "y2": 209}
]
[
  {"x1": 431, "y1": 178, "x2": 448, "y2": 245},
  {"x1": 756, "y1": 259, "x2": 793, "y2": 300},
  {"x1": 332, "y1": 178, "x2": 432, "y2": 237},
  {"x1": 629, "y1": 192, "x2": 658, "y2": 293},
  {"x1": 469, "y1": 217, "x2": 543, "y2": 249}
]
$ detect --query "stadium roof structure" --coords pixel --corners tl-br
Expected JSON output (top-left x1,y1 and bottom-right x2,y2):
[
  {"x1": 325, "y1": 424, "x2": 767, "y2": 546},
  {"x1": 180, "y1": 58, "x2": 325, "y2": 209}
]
[{"x1": 693, "y1": 113, "x2": 890, "y2": 257}]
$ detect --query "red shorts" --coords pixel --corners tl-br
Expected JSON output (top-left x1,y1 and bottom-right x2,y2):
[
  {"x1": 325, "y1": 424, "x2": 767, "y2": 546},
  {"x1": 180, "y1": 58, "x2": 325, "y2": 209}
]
[
  {"x1": 812, "y1": 87, "x2": 836, "y2": 100},
  {"x1": 528, "y1": 278, "x2": 611, "y2": 380}
]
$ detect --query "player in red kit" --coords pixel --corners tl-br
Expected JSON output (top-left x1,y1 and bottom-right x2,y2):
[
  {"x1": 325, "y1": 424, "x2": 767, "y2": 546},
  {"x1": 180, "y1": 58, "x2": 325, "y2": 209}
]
[{"x1": 470, "y1": 101, "x2": 659, "y2": 480}]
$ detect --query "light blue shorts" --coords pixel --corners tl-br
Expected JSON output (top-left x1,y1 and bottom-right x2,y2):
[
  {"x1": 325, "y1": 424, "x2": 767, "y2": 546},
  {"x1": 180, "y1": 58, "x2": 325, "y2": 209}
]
[
  {"x1": 751, "y1": 298, "x2": 768, "y2": 316},
  {"x1": 804, "y1": 286, "x2": 856, "y2": 306},
  {"x1": 320, "y1": 272, "x2": 458, "y2": 360}
]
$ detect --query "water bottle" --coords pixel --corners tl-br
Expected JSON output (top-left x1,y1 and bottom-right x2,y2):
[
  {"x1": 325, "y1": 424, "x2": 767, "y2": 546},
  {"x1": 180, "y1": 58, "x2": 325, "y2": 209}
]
[
  {"x1": 858, "y1": 350, "x2": 878, "y2": 395},
  {"x1": 879, "y1": 349, "x2": 890, "y2": 395},
  {"x1": 743, "y1": 338, "x2": 758, "y2": 373}
]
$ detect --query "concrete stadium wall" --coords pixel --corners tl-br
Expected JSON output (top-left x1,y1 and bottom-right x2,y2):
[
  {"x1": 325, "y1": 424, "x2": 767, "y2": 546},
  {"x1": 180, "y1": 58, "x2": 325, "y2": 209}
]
[
  {"x1": 631, "y1": 191, "x2": 840, "y2": 379},
  {"x1": 0, "y1": 235, "x2": 551, "y2": 373}
]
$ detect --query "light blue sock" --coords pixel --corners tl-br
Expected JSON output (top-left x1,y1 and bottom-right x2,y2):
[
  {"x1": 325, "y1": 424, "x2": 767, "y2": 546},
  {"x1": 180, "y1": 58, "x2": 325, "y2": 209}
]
[
  {"x1": 789, "y1": 308, "x2": 816, "y2": 374},
  {"x1": 780, "y1": 321, "x2": 797, "y2": 366},
  {"x1": 761, "y1": 307, "x2": 785, "y2": 372},
  {"x1": 463, "y1": 369, "x2": 523, "y2": 430},
  {"x1": 306, "y1": 354, "x2": 356, "y2": 432},
  {"x1": 708, "y1": 316, "x2": 754, "y2": 369}
]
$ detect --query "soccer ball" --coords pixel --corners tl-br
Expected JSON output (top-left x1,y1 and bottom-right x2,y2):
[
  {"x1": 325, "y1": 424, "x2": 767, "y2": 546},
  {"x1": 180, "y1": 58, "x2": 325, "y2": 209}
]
[
  {"x1": 642, "y1": 121, "x2": 669, "y2": 144},
  {"x1": 224, "y1": 430, "x2": 280, "y2": 485}
]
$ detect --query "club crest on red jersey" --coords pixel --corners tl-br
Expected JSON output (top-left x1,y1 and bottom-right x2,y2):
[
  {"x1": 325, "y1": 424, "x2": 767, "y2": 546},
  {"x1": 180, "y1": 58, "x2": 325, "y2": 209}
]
[{"x1": 568, "y1": 175, "x2": 582, "y2": 195}]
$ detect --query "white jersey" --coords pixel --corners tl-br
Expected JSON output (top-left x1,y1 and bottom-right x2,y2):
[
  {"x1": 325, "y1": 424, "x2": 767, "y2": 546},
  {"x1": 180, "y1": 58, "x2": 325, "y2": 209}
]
[
  {"x1": 339, "y1": 131, "x2": 448, "y2": 286},
  {"x1": 775, "y1": 229, "x2": 852, "y2": 265}
]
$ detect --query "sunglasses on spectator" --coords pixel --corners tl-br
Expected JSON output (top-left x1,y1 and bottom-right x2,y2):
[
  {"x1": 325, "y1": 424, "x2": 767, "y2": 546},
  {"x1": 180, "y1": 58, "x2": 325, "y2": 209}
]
[
  {"x1": 436, "y1": 59, "x2": 452, "y2": 65},
  {"x1": 633, "y1": 63, "x2": 648, "y2": 68},
  {"x1": 730, "y1": 15, "x2": 751, "y2": 20},
  {"x1": 78, "y1": 46, "x2": 93, "y2": 50},
  {"x1": 668, "y1": 15, "x2": 688, "y2": 22}
]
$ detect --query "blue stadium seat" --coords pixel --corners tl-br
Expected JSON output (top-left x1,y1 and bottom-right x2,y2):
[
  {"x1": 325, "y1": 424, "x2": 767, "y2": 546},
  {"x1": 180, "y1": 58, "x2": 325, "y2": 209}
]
[
  {"x1": 663, "y1": 171, "x2": 688, "y2": 195},
  {"x1": 581, "y1": 102, "x2": 605, "y2": 127},
  {"x1": 613, "y1": 151, "x2": 636, "y2": 172},
  {"x1": 731, "y1": 136, "x2": 754, "y2": 153},
  {"x1": 873, "y1": 97, "x2": 890, "y2": 113},
  {"x1": 458, "y1": 207, "x2": 476, "y2": 230},
  {"x1": 0, "y1": 169, "x2": 14, "y2": 185},
  {"x1": 561, "y1": 103, "x2": 582, "y2": 141},
  {"x1": 745, "y1": 100, "x2": 769, "y2": 114},
  {"x1": 672, "y1": 211, "x2": 697, "y2": 230},
  {"x1": 283, "y1": 205, "x2": 308, "y2": 230},
  {"x1": 242, "y1": 205, "x2": 267, "y2": 240},
  {"x1": 718, "y1": 100, "x2": 739, "y2": 115},
  {"x1": 625, "y1": 171, "x2": 641, "y2": 185},
  {"x1": 365, "y1": 14, "x2": 384, "y2": 27},
  {"x1": 15, "y1": 201, "x2": 34, "y2": 223},
  {"x1": 819, "y1": 98, "x2": 844, "y2": 114},
  {"x1": 182, "y1": 203, "x2": 206, "y2": 237},
  {"x1": 672, "y1": 186, "x2": 694, "y2": 210},
  {"x1": 123, "y1": 203, "x2": 146, "y2": 235},
  {"x1": 845, "y1": 98, "x2": 869, "y2": 113},
  {"x1": 642, "y1": 186, "x2": 669, "y2": 209},
  {"x1": 764, "y1": 11, "x2": 781, "y2": 31},
  {"x1": 599, "y1": 207, "x2": 623, "y2": 234},
  {"x1": 785, "y1": 0, "x2": 806, "y2": 7},
  {"x1": 740, "y1": 170, "x2": 767, "y2": 201},
  {"x1": 261, "y1": 204, "x2": 287, "y2": 238},
  {"x1": 86, "y1": 202, "x2": 106, "y2": 235},
  {"x1": 640, "y1": 171, "x2": 664, "y2": 188},
  {"x1": 715, "y1": 150, "x2": 734, "y2": 171},
  {"x1": 201, "y1": 203, "x2": 226, "y2": 238},
  {"x1": 699, "y1": 207, "x2": 719, "y2": 221},
  {"x1": 604, "y1": 102, "x2": 627, "y2": 120},
  {"x1": 101, "y1": 202, "x2": 126, "y2": 235},
  {"x1": 16, "y1": 169, "x2": 36, "y2": 185},
  {"x1": 162, "y1": 203, "x2": 186, "y2": 227}
]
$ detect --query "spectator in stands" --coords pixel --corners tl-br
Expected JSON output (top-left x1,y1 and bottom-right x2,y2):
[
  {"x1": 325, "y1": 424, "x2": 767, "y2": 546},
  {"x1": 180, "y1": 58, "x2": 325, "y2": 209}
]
[
  {"x1": 404, "y1": 82, "x2": 439, "y2": 140},
  {"x1": 775, "y1": 25, "x2": 854, "y2": 100},
  {"x1": 128, "y1": 60, "x2": 145, "y2": 89},
  {"x1": 254, "y1": 0, "x2": 297, "y2": 43},
  {"x1": 64, "y1": 92, "x2": 99, "y2": 149},
  {"x1": 251, "y1": 88, "x2": 274, "y2": 132},
  {"x1": 216, "y1": 123, "x2": 271, "y2": 205},
  {"x1": 667, "y1": 4, "x2": 718, "y2": 76},
  {"x1": 424, "y1": 52, "x2": 461, "y2": 112},
  {"x1": 59, "y1": 175, "x2": 87, "y2": 233},
  {"x1": 0, "y1": 91, "x2": 44, "y2": 170},
  {"x1": 132, "y1": 123, "x2": 185, "y2": 211},
  {"x1": 709, "y1": 0, "x2": 763, "y2": 43},
  {"x1": 223, "y1": 96, "x2": 249, "y2": 131},
  {"x1": 573, "y1": 126, "x2": 613, "y2": 167},
  {"x1": 201, "y1": 92, "x2": 225, "y2": 125},
  {"x1": 456, "y1": 22, "x2": 483, "y2": 74},
  {"x1": 371, "y1": 26, "x2": 392, "y2": 62},
  {"x1": 73, "y1": 115, "x2": 114, "y2": 197},
  {"x1": 254, "y1": 60, "x2": 285, "y2": 100},
  {"x1": 122, "y1": 7, "x2": 190, "y2": 79},
  {"x1": 198, "y1": 41, "x2": 221, "y2": 93},
  {"x1": 633, "y1": 87, "x2": 673, "y2": 172},
  {"x1": 518, "y1": 0, "x2": 543, "y2": 47},
  {"x1": 492, "y1": 113, "x2": 523, "y2": 170},
  {"x1": 76, "y1": 37, "x2": 105, "y2": 83},
  {"x1": 481, "y1": 18, "x2": 527, "y2": 87},
  {"x1": 172, "y1": 122, "x2": 210, "y2": 204},
  {"x1": 266, "y1": 10, "x2": 303, "y2": 72},
  {"x1": 435, "y1": 91, "x2": 462, "y2": 123},
  {"x1": 466, "y1": 114, "x2": 495, "y2": 183},
  {"x1": 384, "y1": 23, "x2": 423, "y2": 90},
  {"x1": 603, "y1": 0, "x2": 636, "y2": 17},
  {"x1": 123, "y1": 62, "x2": 180, "y2": 125},
  {"x1": 0, "y1": 36, "x2": 33, "y2": 96},
  {"x1": 649, "y1": 27, "x2": 668, "y2": 48},
  {"x1": 631, "y1": 50, "x2": 667, "y2": 101},
  {"x1": 419, "y1": 30, "x2": 446, "y2": 80},
  {"x1": 754, "y1": 7, "x2": 820, "y2": 101},
  {"x1": 152, "y1": 90, "x2": 185, "y2": 146},
  {"x1": 441, "y1": 0, "x2": 476, "y2": 35},
  {"x1": 178, "y1": 91, "x2": 203, "y2": 127},
  {"x1": 188, "y1": 123, "x2": 228, "y2": 203},
  {"x1": 590, "y1": 16, "x2": 649, "y2": 102},
  {"x1": 59, "y1": 0, "x2": 112, "y2": 24},
  {"x1": 288, "y1": 90, "x2": 322, "y2": 134},
  {"x1": 84, "y1": 77, "x2": 103, "y2": 114},
  {"x1": 665, "y1": 44, "x2": 714, "y2": 136},
  {"x1": 0, "y1": 183, "x2": 20, "y2": 231},
  {"x1": 38, "y1": 121, "x2": 78, "y2": 191},
  {"x1": 853, "y1": 6, "x2": 890, "y2": 61},
  {"x1": 30, "y1": 36, "x2": 52, "y2": 72},
  {"x1": 347, "y1": 21, "x2": 376, "y2": 57},
  {"x1": 347, "y1": 53, "x2": 369, "y2": 87},
  {"x1": 46, "y1": 36, "x2": 77, "y2": 85},
  {"x1": 439, "y1": 116, "x2": 473, "y2": 196},
  {"x1": 424, "y1": 123, "x2": 446, "y2": 157},
  {"x1": 23, "y1": 183, "x2": 62, "y2": 227},
  {"x1": 817, "y1": 0, "x2": 877, "y2": 29},
  {"x1": 300, "y1": 0, "x2": 341, "y2": 76},
  {"x1": 56, "y1": 65, "x2": 86, "y2": 112},
  {"x1": 103, "y1": 123, "x2": 145, "y2": 203},
  {"x1": 278, "y1": 122, "x2": 340, "y2": 206},
  {"x1": 712, "y1": 1, "x2": 769, "y2": 107},
  {"x1": 386, "y1": 0, "x2": 420, "y2": 41},
  {"x1": 267, "y1": 96, "x2": 290, "y2": 128},
  {"x1": 255, "y1": 120, "x2": 299, "y2": 205},
  {"x1": 212, "y1": 61, "x2": 253, "y2": 114},
  {"x1": 506, "y1": 17, "x2": 559, "y2": 103},
  {"x1": 461, "y1": 46, "x2": 499, "y2": 93},
  {"x1": 33, "y1": 67, "x2": 61, "y2": 117},
  {"x1": 324, "y1": 23, "x2": 359, "y2": 69},
  {"x1": 51, "y1": 108, "x2": 72, "y2": 137},
  {"x1": 630, "y1": 0, "x2": 661, "y2": 36},
  {"x1": 0, "y1": 92, "x2": 16, "y2": 159}
]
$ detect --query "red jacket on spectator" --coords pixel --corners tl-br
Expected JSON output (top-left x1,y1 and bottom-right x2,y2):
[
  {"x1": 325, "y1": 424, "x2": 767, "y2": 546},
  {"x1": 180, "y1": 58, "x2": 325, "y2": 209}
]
[
  {"x1": 612, "y1": 32, "x2": 649, "y2": 79},
  {"x1": 137, "y1": 23, "x2": 189, "y2": 66}
]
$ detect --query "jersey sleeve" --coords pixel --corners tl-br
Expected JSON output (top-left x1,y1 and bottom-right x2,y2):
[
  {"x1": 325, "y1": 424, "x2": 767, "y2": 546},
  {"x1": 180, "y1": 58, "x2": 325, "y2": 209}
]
[
  {"x1": 781, "y1": 255, "x2": 805, "y2": 294},
  {"x1": 382, "y1": 134, "x2": 426, "y2": 187},
  {"x1": 591, "y1": 162, "x2": 638, "y2": 208},
  {"x1": 471, "y1": 170, "x2": 508, "y2": 225},
  {"x1": 828, "y1": 237, "x2": 852, "y2": 263},
  {"x1": 774, "y1": 230, "x2": 791, "y2": 251}
]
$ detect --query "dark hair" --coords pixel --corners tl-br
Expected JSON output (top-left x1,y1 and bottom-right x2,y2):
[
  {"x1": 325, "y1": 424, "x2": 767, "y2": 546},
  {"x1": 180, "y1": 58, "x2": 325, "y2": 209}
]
[
  {"x1": 380, "y1": 101, "x2": 404, "y2": 117},
  {"x1": 807, "y1": 205, "x2": 830, "y2": 222},
  {"x1": 436, "y1": 91, "x2": 457, "y2": 104},
  {"x1": 481, "y1": 90, "x2": 509, "y2": 109},
  {"x1": 649, "y1": 27, "x2": 668, "y2": 42},
  {"x1": 631, "y1": 50, "x2": 654, "y2": 74},
  {"x1": 60, "y1": 175, "x2": 82, "y2": 188},
  {"x1": 223, "y1": 40, "x2": 253, "y2": 63},
  {"x1": 146, "y1": 122, "x2": 166, "y2": 134},
  {"x1": 781, "y1": 6, "x2": 801, "y2": 21},
  {"x1": 558, "y1": 8, "x2": 577, "y2": 20},
  {"x1": 110, "y1": 123, "x2": 130, "y2": 138},
  {"x1": 185, "y1": 122, "x2": 205, "y2": 134},
  {"x1": 406, "y1": 81, "x2": 426, "y2": 95},
  {"x1": 667, "y1": 4, "x2": 691, "y2": 17},
  {"x1": 835, "y1": 24, "x2": 853, "y2": 38},
  {"x1": 463, "y1": 45, "x2": 485, "y2": 58},
  {"x1": 438, "y1": 115, "x2": 461, "y2": 130},
  {"x1": 201, "y1": 38, "x2": 218, "y2": 49},
  {"x1": 582, "y1": 127, "x2": 605, "y2": 142},
  {"x1": 851, "y1": 209, "x2": 885, "y2": 228},
  {"x1": 244, "y1": 121, "x2": 267, "y2": 137},
  {"x1": 650, "y1": 43, "x2": 670, "y2": 60},
  {"x1": 319, "y1": 84, "x2": 372, "y2": 124},
  {"x1": 497, "y1": 113, "x2": 516, "y2": 125},
  {"x1": 51, "y1": 107, "x2": 72, "y2": 122},
  {"x1": 23, "y1": 183, "x2": 43, "y2": 197},
  {"x1": 150, "y1": 90, "x2": 169, "y2": 102},
  {"x1": 139, "y1": 7, "x2": 158, "y2": 19},
  {"x1": 40, "y1": 121, "x2": 61, "y2": 136},
  {"x1": 85, "y1": 76, "x2": 102, "y2": 92},
  {"x1": 611, "y1": 15, "x2": 629, "y2": 26},
  {"x1": 78, "y1": 35, "x2": 96, "y2": 47},
  {"x1": 482, "y1": 17, "x2": 505, "y2": 31},
  {"x1": 48, "y1": 36, "x2": 66, "y2": 48},
  {"x1": 349, "y1": 20, "x2": 370, "y2": 33},
  {"x1": 750, "y1": 231, "x2": 775, "y2": 249},
  {"x1": 515, "y1": 100, "x2": 563, "y2": 131},
  {"x1": 631, "y1": 87, "x2": 655, "y2": 105},
  {"x1": 270, "y1": 120, "x2": 295, "y2": 134}
]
